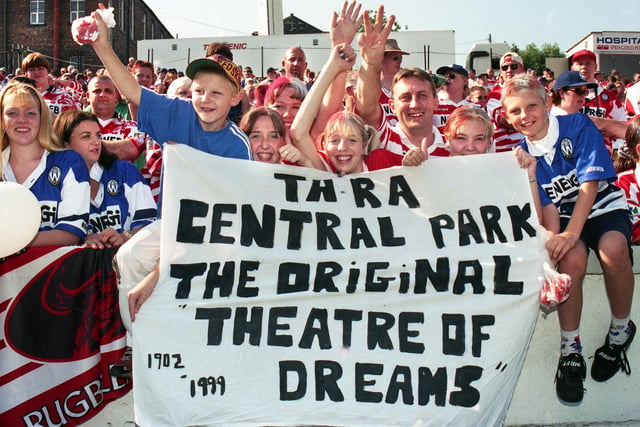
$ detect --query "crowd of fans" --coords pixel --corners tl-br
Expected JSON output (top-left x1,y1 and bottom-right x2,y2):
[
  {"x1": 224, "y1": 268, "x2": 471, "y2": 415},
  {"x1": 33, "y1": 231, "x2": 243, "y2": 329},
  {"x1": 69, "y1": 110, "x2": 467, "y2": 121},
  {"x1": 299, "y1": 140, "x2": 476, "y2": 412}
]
[{"x1": 1, "y1": 1, "x2": 638, "y2": 409}]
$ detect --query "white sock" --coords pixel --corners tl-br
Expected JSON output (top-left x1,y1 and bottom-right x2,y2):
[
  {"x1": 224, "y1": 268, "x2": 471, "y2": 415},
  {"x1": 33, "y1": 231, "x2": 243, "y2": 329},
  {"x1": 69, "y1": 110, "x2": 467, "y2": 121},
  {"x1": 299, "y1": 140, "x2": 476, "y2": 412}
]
[
  {"x1": 608, "y1": 316, "x2": 632, "y2": 345},
  {"x1": 560, "y1": 328, "x2": 582, "y2": 356}
]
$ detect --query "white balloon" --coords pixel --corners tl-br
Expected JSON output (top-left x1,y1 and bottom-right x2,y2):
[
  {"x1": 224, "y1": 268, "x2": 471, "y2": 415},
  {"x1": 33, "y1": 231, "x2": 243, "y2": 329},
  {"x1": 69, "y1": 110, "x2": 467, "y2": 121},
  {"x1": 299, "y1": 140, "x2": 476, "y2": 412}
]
[{"x1": 0, "y1": 182, "x2": 41, "y2": 258}]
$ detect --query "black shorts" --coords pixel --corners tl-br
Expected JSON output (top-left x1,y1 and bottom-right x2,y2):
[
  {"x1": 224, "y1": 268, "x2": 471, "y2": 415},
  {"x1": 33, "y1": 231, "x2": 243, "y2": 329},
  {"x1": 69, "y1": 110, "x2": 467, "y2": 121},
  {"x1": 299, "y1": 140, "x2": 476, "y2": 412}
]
[{"x1": 560, "y1": 209, "x2": 633, "y2": 262}]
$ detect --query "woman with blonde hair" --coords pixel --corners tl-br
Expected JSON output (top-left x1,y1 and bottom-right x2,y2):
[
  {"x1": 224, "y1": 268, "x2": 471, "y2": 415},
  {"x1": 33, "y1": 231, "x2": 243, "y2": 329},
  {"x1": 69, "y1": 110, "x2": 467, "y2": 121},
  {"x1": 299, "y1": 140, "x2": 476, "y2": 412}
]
[
  {"x1": 290, "y1": 43, "x2": 406, "y2": 176},
  {"x1": 1, "y1": 83, "x2": 90, "y2": 246}
]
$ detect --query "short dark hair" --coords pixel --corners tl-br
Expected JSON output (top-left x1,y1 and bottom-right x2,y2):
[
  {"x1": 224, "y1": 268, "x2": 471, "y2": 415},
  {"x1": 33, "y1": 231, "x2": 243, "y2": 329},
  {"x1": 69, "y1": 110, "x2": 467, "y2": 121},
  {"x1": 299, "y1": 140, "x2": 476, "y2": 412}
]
[
  {"x1": 392, "y1": 67, "x2": 436, "y2": 97},
  {"x1": 22, "y1": 52, "x2": 51, "y2": 72},
  {"x1": 53, "y1": 110, "x2": 118, "y2": 168},
  {"x1": 206, "y1": 42, "x2": 233, "y2": 60}
]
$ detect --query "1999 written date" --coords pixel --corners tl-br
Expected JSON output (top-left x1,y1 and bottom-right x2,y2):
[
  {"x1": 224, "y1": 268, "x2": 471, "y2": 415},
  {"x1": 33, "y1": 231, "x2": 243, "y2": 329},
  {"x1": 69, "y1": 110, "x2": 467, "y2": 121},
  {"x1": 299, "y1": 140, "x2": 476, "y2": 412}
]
[{"x1": 147, "y1": 353, "x2": 226, "y2": 398}]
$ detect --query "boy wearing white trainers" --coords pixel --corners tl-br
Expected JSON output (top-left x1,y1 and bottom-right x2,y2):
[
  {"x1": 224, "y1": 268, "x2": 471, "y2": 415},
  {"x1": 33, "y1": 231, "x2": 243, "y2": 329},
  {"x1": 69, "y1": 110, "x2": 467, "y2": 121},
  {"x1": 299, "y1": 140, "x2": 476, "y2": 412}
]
[{"x1": 502, "y1": 74, "x2": 635, "y2": 405}]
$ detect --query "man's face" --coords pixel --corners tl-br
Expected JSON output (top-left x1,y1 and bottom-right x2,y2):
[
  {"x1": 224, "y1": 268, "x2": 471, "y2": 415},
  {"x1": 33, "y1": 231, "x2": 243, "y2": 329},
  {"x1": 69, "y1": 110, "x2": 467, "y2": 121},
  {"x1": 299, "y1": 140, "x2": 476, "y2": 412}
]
[
  {"x1": 500, "y1": 62, "x2": 524, "y2": 82},
  {"x1": 571, "y1": 58, "x2": 597, "y2": 82},
  {"x1": 391, "y1": 77, "x2": 438, "y2": 133},
  {"x1": 382, "y1": 52, "x2": 403, "y2": 78},
  {"x1": 88, "y1": 78, "x2": 119, "y2": 119},
  {"x1": 443, "y1": 71, "x2": 466, "y2": 96},
  {"x1": 282, "y1": 48, "x2": 307, "y2": 80},
  {"x1": 469, "y1": 89, "x2": 488, "y2": 108}
]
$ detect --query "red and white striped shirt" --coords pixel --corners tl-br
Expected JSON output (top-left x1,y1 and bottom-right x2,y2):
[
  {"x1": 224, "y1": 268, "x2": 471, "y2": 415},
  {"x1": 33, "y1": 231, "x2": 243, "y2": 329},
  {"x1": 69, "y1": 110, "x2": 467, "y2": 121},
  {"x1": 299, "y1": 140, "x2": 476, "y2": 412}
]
[
  {"x1": 433, "y1": 97, "x2": 479, "y2": 136},
  {"x1": 376, "y1": 104, "x2": 449, "y2": 160},
  {"x1": 97, "y1": 117, "x2": 147, "y2": 158}
]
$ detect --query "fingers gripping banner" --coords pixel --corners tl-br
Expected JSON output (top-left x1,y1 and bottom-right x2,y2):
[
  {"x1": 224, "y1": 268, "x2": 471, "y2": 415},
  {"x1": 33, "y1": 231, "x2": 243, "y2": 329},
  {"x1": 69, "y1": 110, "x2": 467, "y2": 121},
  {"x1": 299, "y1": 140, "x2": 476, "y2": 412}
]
[{"x1": 133, "y1": 145, "x2": 544, "y2": 426}]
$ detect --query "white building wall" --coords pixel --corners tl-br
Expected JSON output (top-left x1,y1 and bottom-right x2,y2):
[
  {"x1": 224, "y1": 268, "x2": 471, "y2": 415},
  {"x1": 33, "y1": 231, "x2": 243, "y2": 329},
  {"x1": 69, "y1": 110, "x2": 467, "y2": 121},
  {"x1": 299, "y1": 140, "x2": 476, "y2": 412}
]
[{"x1": 137, "y1": 31, "x2": 455, "y2": 76}]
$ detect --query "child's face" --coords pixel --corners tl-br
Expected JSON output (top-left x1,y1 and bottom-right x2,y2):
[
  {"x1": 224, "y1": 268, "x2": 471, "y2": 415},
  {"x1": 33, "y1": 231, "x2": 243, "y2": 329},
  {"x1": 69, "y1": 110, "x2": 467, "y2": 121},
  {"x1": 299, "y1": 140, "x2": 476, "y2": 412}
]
[
  {"x1": 190, "y1": 72, "x2": 241, "y2": 131},
  {"x1": 502, "y1": 89, "x2": 549, "y2": 141},
  {"x1": 447, "y1": 119, "x2": 491, "y2": 156},
  {"x1": 249, "y1": 115, "x2": 284, "y2": 164},
  {"x1": 323, "y1": 124, "x2": 365, "y2": 176}
]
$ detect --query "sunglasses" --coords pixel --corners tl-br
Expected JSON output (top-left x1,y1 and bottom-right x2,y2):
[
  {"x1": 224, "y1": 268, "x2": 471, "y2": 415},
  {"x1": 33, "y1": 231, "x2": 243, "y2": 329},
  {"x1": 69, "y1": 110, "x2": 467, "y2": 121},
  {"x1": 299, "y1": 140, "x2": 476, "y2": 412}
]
[
  {"x1": 566, "y1": 87, "x2": 588, "y2": 96},
  {"x1": 473, "y1": 95, "x2": 487, "y2": 100},
  {"x1": 501, "y1": 63, "x2": 520, "y2": 71},
  {"x1": 386, "y1": 54, "x2": 402, "y2": 61},
  {"x1": 446, "y1": 73, "x2": 458, "y2": 80}
]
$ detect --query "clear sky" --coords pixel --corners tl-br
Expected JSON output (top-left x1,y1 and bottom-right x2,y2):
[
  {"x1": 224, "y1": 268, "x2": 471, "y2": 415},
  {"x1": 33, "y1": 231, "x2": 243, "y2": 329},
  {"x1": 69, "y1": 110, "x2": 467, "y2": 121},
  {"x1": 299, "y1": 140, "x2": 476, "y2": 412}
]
[{"x1": 144, "y1": 0, "x2": 640, "y2": 62}]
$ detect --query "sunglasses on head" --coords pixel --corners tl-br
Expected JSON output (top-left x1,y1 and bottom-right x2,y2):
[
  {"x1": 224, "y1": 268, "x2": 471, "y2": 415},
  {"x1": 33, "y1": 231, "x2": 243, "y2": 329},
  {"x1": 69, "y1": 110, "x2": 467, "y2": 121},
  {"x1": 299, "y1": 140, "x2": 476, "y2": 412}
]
[
  {"x1": 501, "y1": 63, "x2": 520, "y2": 71},
  {"x1": 566, "y1": 87, "x2": 588, "y2": 96}
]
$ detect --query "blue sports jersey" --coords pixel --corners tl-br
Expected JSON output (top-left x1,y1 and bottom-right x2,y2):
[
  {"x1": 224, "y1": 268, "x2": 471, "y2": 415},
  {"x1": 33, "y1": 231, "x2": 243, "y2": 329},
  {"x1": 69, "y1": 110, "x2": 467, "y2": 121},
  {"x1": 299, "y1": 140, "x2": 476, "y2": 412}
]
[
  {"x1": 88, "y1": 160, "x2": 157, "y2": 234},
  {"x1": 137, "y1": 88, "x2": 252, "y2": 160},
  {"x1": 2, "y1": 148, "x2": 90, "y2": 238},
  {"x1": 520, "y1": 113, "x2": 627, "y2": 220}
]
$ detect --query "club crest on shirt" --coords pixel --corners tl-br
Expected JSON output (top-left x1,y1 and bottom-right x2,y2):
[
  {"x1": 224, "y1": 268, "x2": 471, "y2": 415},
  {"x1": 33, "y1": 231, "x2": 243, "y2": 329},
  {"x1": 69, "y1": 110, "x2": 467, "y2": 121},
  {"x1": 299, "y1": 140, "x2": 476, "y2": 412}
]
[
  {"x1": 48, "y1": 166, "x2": 62, "y2": 186},
  {"x1": 560, "y1": 138, "x2": 573, "y2": 159},
  {"x1": 601, "y1": 92, "x2": 609, "y2": 102},
  {"x1": 106, "y1": 179, "x2": 119, "y2": 196}
]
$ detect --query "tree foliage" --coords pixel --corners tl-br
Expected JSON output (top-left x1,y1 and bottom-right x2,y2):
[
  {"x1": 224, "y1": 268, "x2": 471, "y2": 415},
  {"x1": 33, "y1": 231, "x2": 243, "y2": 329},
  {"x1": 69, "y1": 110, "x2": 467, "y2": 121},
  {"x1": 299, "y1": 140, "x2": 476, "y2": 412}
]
[
  {"x1": 511, "y1": 42, "x2": 565, "y2": 73},
  {"x1": 358, "y1": 9, "x2": 401, "y2": 32}
]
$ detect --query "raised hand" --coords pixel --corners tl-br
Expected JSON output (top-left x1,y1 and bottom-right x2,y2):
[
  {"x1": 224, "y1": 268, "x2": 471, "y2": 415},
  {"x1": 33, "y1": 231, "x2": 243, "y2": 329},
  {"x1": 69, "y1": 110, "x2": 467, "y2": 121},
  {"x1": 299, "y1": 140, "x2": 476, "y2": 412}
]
[
  {"x1": 330, "y1": 1, "x2": 363, "y2": 46},
  {"x1": 357, "y1": 5, "x2": 395, "y2": 66}
]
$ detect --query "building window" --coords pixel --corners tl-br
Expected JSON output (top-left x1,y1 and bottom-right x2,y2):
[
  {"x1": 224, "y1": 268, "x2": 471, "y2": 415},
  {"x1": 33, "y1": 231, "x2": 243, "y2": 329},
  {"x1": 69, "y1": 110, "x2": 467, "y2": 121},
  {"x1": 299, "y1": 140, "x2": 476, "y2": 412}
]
[
  {"x1": 142, "y1": 14, "x2": 147, "y2": 39},
  {"x1": 151, "y1": 22, "x2": 155, "y2": 39},
  {"x1": 70, "y1": 0, "x2": 85, "y2": 21},
  {"x1": 129, "y1": 2, "x2": 135, "y2": 40},
  {"x1": 118, "y1": 0, "x2": 125, "y2": 31},
  {"x1": 30, "y1": 0, "x2": 45, "y2": 25}
]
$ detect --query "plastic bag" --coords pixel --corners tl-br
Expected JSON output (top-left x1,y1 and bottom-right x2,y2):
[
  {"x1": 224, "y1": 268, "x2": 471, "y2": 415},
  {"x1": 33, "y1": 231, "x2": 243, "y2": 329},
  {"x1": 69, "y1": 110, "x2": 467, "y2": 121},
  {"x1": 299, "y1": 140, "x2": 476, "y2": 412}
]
[
  {"x1": 539, "y1": 261, "x2": 571, "y2": 309},
  {"x1": 71, "y1": 7, "x2": 116, "y2": 45}
]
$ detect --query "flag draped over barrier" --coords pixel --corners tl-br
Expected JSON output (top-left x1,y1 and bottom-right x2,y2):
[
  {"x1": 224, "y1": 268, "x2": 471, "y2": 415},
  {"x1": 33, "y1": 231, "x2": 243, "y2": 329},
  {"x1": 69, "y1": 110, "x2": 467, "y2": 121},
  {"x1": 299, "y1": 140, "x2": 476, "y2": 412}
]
[
  {"x1": 0, "y1": 246, "x2": 130, "y2": 427},
  {"x1": 132, "y1": 145, "x2": 544, "y2": 427}
]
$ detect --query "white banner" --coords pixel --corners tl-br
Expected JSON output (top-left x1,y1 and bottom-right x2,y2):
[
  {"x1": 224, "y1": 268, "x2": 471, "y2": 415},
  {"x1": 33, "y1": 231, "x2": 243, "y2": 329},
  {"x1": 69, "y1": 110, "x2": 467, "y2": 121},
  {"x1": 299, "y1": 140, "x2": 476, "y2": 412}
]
[{"x1": 133, "y1": 144, "x2": 544, "y2": 427}]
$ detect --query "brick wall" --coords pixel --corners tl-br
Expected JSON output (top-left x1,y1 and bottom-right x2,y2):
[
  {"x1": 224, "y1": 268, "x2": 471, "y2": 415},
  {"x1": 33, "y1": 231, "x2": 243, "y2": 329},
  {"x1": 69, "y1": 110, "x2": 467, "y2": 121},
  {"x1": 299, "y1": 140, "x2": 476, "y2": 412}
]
[{"x1": 0, "y1": 0, "x2": 172, "y2": 73}]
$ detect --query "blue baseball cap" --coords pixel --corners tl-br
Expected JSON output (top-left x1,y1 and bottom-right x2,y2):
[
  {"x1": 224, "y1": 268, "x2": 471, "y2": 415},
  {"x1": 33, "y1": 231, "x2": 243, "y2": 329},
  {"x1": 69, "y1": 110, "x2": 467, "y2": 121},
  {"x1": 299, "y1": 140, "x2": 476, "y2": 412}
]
[
  {"x1": 436, "y1": 64, "x2": 469, "y2": 79},
  {"x1": 553, "y1": 71, "x2": 597, "y2": 91}
]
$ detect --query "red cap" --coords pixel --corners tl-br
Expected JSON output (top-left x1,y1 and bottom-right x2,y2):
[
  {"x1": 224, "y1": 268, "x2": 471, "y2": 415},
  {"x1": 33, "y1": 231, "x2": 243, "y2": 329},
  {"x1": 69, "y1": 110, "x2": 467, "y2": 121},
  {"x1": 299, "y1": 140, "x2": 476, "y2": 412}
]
[{"x1": 571, "y1": 49, "x2": 596, "y2": 63}]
